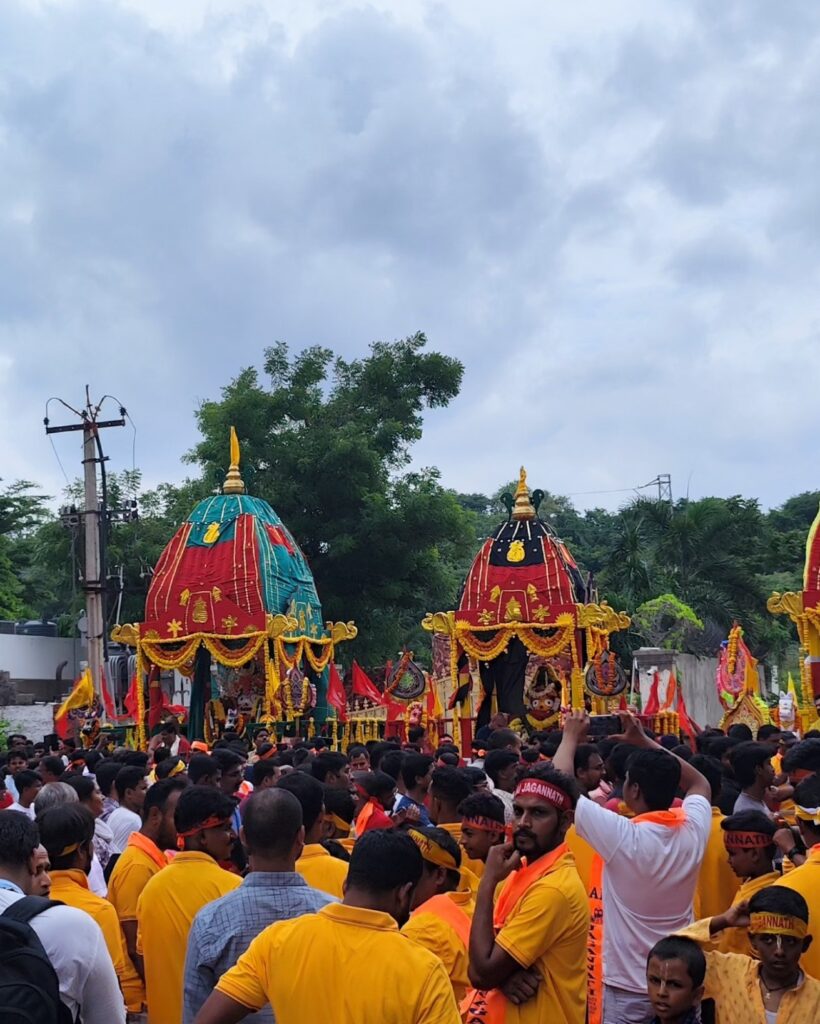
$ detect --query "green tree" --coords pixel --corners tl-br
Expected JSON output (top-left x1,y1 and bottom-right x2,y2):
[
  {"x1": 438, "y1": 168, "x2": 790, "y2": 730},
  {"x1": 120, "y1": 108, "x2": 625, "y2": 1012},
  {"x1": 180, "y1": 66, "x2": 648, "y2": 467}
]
[{"x1": 187, "y1": 334, "x2": 474, "y2": 664}]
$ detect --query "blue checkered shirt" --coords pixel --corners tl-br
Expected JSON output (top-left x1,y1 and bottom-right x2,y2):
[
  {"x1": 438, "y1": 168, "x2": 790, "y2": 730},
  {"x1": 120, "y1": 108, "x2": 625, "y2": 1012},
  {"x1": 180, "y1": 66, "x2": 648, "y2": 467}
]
[{"x1": 183, "y1": 871, "x2": 335, "y2": 1023}]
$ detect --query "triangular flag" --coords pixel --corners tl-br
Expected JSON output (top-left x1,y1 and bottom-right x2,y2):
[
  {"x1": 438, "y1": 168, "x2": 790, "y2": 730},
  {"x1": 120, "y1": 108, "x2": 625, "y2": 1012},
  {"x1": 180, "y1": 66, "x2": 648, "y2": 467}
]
[
  {"x1": 643, "y1": 670, "x2": 661, "y2": 716},
  {"x1": 55, "y1": 668, "x2": 95, "y2": 721},
  {"x1": 788, "y1": 672, "x2": 801, "y2": 704},
  {"x1": 351, "y1": 661, "x2": 383, "y2": 704},
  {"x1": 676, "y1": 678, "x2": 697, "y2": 749},
  {"x1": 327, "y1": 663, "x2": 348, "y2": 723}
]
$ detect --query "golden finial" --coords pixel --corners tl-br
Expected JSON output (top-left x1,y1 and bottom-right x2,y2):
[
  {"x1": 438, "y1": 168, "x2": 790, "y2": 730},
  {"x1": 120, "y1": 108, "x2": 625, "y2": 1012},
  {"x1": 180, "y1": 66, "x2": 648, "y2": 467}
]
[
  {"x1": 222, "y1": 426, "x2": 246, "y2": 495},
  {"x1": 512, "y1": 466, "x2": 535, "y2": 521}
]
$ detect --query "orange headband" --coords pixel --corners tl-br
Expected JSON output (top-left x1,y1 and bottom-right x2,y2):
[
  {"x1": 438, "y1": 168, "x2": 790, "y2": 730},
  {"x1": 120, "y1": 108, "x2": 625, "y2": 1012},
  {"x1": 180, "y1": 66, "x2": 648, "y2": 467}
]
[
  {"x1": 724, "y1": 830, "x2": 773, "y2": 850},
  {"x1": 259, "y1": 746, "x2": 277, "y2": 761},
  {"x1": 749, "y1": 913, "x2": 807, "y2": 939},
  {"x1": 514, "y1": 779, "x2": 571, "y2": 811},
  {"x1": 176, "y1": 814, "x2": 231, "y2": 850},
  {"x1": 461, "y1": 815, "x2": 506, "y2": 835}
]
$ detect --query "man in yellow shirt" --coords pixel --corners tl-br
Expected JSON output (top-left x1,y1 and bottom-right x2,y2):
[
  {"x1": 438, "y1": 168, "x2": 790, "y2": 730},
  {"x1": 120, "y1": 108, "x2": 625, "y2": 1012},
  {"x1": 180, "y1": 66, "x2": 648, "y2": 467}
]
[
  {"x1": 428, "y1": 766, "x2": 487, "y2": 881},
  {"x1": 107, "y1": 777, "x2": 188, "y2": 1013},
  {"x1": 38, "y1": 803, "x2": 128, "y2": 989},
  {"x1": 466, "y1": 765, "x2": 588, "y2": 1024},
  {"x1": 691, "y1": 754, "x2": 740, "y2": 920},
  {"x1": 137, "y1": 785, "x2": 242, "y2": 1024},
  {"x1": 277, "y1": 772, "x2": 347, "y2": 898},
  {"x1": 716, "y1": 810, "x2": 781, "y2": 955},
  {"x1": 775, "y1": 773, "x2": 820, "y2": 979},
  {"x1": 191, "y1": 829, "x2": 460, "y2": 1024},
  {"x1": 402, "y1": 826, "x2": 475, "y2": 1004},
  {"x1": 675, "y1": 886, "x2": 820, "y2": 1020}
]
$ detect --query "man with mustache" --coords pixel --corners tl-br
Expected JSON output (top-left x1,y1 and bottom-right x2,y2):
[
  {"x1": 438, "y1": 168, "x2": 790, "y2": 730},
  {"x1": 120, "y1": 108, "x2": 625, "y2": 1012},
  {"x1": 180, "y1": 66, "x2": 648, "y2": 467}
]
[{"x1": 464, "y1": 764, "x2": 588, "y2": 1023}]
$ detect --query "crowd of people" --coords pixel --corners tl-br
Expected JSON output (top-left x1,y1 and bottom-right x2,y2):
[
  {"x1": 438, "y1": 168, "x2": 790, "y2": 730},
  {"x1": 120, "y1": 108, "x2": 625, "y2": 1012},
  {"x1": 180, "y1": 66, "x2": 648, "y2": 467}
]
[{"x1": 2, "y1": 709, "x2": 820, "y2": 1023}]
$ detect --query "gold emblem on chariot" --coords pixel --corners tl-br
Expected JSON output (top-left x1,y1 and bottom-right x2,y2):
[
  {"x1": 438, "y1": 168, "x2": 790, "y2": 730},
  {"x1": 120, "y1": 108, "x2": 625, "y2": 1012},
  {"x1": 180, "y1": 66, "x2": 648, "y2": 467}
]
[
  {"x1": 507, "y1": 540, "x2": 525, "y2": 563},
  {"x1": 192, "y1": 597, "x2": 208, "y2": 624}
]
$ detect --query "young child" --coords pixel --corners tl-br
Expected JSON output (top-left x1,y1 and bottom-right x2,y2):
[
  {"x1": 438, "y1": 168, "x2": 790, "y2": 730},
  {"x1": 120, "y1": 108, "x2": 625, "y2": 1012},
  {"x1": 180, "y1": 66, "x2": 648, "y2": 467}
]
[{"x1": 646, "y1": 936, "x2": 705, "y2": 1024}]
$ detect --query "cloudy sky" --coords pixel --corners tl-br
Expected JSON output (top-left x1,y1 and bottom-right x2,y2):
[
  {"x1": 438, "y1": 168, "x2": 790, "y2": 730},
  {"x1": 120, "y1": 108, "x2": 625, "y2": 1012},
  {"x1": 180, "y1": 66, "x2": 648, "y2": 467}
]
[{"x1": 2, "y1": 0, "x2": 819, "y2": 513}]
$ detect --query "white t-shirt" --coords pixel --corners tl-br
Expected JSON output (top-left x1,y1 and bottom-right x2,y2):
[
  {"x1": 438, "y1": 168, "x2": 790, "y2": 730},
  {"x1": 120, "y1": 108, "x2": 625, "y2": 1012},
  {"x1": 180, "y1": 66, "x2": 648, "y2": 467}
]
[
  {"x1": 4, "y1": 802, "x2": 35, "y2": 819},
  {"x1": 575, "y1": 793, "x2": 712, "y2": 994},
  {"x1": 0, "y1": 886, "x2": 126, "y2": 1023},
  {"x1": 108, "y1": 805, "x2": 141, "y2": 852}
]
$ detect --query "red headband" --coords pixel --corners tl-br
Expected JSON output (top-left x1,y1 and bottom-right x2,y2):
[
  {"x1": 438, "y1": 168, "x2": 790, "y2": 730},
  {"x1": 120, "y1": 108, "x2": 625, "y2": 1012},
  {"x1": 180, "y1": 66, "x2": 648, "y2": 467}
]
[
  {"x1": 176, "y1": 815, "x2": 232, "y2": 850},
  {"x1": 461, "y1": 815, "x2": 506, "y2": 834},
  {"x1": 514, "y1": 779, "x2": 571, "y2": 812},
  {"x1": 724, "y1": 830, "x2": 773, "y2": 850}
]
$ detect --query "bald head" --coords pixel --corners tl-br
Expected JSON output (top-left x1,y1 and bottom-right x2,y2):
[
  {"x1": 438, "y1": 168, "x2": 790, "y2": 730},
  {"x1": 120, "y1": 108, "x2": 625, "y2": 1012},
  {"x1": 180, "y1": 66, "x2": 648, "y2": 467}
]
[{"x1": 242, "y1": 787, "x2": 304, "y2": 860}]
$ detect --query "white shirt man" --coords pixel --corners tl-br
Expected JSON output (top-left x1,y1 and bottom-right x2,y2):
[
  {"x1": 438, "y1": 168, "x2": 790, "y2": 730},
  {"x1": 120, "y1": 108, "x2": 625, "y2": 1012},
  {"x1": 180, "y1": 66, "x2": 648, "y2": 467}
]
[{"x1": 108, "y1": 804, "x2": 142, "y2": 852}]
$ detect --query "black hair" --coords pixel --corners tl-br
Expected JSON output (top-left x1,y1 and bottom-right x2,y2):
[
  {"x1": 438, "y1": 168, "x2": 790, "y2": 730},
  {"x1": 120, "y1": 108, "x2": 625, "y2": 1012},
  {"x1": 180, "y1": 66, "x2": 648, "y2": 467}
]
[
  {"x1": 252, "y1": 760, "x2": 280, "y2": 787},
  {"x1": 487, "y1": 729, "x2": 520, "y2": 751},
  {"x1": 159, "y1": 719, "x2": 180, "y2": 735},
  {"x1": 573, "y1": 744, "x2": 601, "y2": 773},
  {"x1": 276, "y1": 772, "x2": 325, "y2": 832},
  {"x1": 94, "y1": 760, "x2": 122, "y2": 798},
  {"x1": 721, "y1": 809, "x2": 776, "y2": 841},
  {"x1": 0, "y1": 810, "x2": 39, "y2": 866},
  {"x1": 174, "y1": 785, "x2": 236, "y2": 836},
  {"x1": 605, "y1": 743, "x2": 635, "y2": 784},
  {"x1": 65, "y1": 775, "x2": 97, "y2": 803},
  {"x1": 457, "y1": 790, "x2": 506, "y2": 824},
  {"x1": 83, "y1": 750, "x2": 102, "y2": 772},
  {"x1": 437, "y1": 751, "x2": 460, "y2": 767},
  {"x1": 362, "y1": 770, "x2": 397, "y2": 800},
  {"x1": 156, "y1": 758, "x2": 185, "y2": 781},
  {"x1": 347, "y1": 744, "x2": 368, "y2": 760},
  {"x1": 407, "y1": 725, "x2": 427, "y2": 744},
  {"x1": 626, "y1": 750, "x2": 681, "y2": 812},
  {"x1": 39, "y1": 804, "x2": 95, "y2": 869},
  {"x1": 727, "y1": 723, "x2": 754, "y2": 742},
  {"x1": 13, "y1": 769, "x2": 41, "y2": 792},
  {"x1": 671, "y1": 744, "x2": 694, "y2": 763},
  {"x1": 483, "y1": 749, "x2": 519, "y2": 787},
  {"x1": 379, "y1": 750, "x2": 405, "y2": 782},
  {"x1": 430, "y1": 766, "x2": 472, "y2": 808},
  {"x1": 538, "y1": 734, "x2": 562, "y2": 758},
  {"x1": 647, "y1": 936, "x2": 706, "y2": 988},
  {"x1": 152, "y1": 747, "x2": 172, "y2": 767},
  {"x1": 518, "y1": 763, "x2": 580, "y2": 808},
  {"x1": 117, "y1": 751, "x2": 150, "y2": 768},
  {"x1": 39, "y1": 756, "x2": 65, "y2": 779},
  {"x1": 310, "y1": 752, "x2": 348, "y2": 783},
  {"x1": 346, "y1": 829, "x2": 423, "y2": 892},
  {"x1": 144, "y1": 777, "x2": 188, "y2": 817},
  {"x1": 659, "y1": 735, "x2": 679, "y2": 751},
  {"x1": 782, "y1": 739, "x2": 820, "y2": 774},
  {"x1": 729, "y1": 742, "x2": 773, "y2": 788},
  {"x1": 794, "y1": 774, "x2": 820, "y2": 835},
  {"x1": 520, "y1": 748, "x2": 539, "y2": 765},
  {"x1": 188, "y1": 753, "x2": 220, "y2": 785},
  {"x1": 323, "y1": 785, "x2": 355, "y2": 824},
  {"x1": 690, "y1": 755, "x2": 722, "y2": 806},
  {"x1": 415, "y1": 825, "x2": 461, "y2": 883},
  {"x1": 757, "y1": 725, "x2": 782, "y2": 742},
  {"x1": 461, "y1": 766, "x2": 489, "y2": 790},
  {"x1": 748, "y1": 886, "x2": 809, "y2": 923},
  {"x1": 210, "y1": 748, "x2": 244, "y2": 771},
  {"x1": 703, "y1": 735, "x2": 740, "y2": 761},
  {"x1": 242, "y1": 788, "x2": 303, "y2": 857},
  {"x1": 400, "y1": 754, "x2": 434, "y2": 791},
  {"x1": 114, "y1": 765, "x2": 146, "y2": 801},
  {"x1": 369, "y1": 741, "x2": 400, "y2": 772}
]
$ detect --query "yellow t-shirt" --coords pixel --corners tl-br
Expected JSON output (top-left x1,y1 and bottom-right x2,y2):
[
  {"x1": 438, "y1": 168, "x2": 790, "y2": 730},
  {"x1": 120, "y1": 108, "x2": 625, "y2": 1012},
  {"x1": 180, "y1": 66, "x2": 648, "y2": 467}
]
[
  {"x1": 216, "y1": 902, "x2": 460, "y2": 1024},
  {"x1": 494, "y1": 853, "x2": 588, "y2": 1024},
  {"x1": 296, "y1": 844, "x2": 348, "y2": 899},
  {"x1": 775, "y1": 847, "x2": 820, "y2": 979},
  {"x1": 402, "y1": 889, "x2": 475, "y2": 1005},
  {"x1": 136, "y1": 850, "x2": 241, "y2": 1024},
  {"x1": 49, "y1": 869, "x2": 127, "y2": 984},
  {"x1": 565, "y1": 824, "x2": 596, "y2": 892},
  {"x1": 694, "y1": 808, "x2": 740, "y2": 921},
  {"x1": 716, "y1": 871, "x2": 781, "y2": 956},
  {"x1": 106, "y1": 836, "x2": 167, "y2": 1011}
]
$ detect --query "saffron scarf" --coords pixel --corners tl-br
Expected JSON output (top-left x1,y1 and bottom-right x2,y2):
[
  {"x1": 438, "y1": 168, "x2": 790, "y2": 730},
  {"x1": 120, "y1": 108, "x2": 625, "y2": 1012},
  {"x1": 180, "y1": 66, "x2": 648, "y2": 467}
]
[
  {"x1": 462, "y1": 843, "x2": 571, "y2": 1024},
  {"x1": 413, "y1": 893, "x2": 472, "y2": 948},
  {"x1": 126, "y1": 830, "x2": 168, "y2": 872},
  {"x1": 587, "y1": 808, "x2": 687, "y2": 1024}
]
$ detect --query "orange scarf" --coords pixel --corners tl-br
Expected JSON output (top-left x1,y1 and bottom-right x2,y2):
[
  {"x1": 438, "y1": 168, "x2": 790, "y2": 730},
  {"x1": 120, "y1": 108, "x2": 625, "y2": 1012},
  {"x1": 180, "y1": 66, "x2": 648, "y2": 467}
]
[
  {"x1": 127, "y1": 830, "x2": 168, "y2": 872},
  {"x1": 355, "y1": 798, "x2": 380, "y2": 836},
  {"x1": 414, "y1": 893, "x2": 472, "y2": 948},
  {"x1": 462, "y1": 843, "x2": 570, "y2": 1024},
  {"x1": 587, "y1": 808, "x2": 687, "y2": 1024}
]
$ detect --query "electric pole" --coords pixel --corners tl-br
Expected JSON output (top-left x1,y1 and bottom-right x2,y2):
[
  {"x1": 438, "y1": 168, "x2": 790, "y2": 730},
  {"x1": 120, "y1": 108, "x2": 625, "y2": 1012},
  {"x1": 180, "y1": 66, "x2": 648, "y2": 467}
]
[
  {"x1": 643, "y1": 474, "x2": 673, "y2": 507},
  {"x1": 45, "y1": 389, "x2": 125, "y2": 697}
]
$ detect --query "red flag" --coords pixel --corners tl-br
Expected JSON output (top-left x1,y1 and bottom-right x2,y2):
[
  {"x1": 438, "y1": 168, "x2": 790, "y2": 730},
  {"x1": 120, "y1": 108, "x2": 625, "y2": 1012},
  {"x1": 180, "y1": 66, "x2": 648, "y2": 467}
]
[
  {"x1": 327, "y1": 663, "x2": 347, "y2": 723},
  {"x1": 123, "y1": 675, "x2": 140, "y2": 719},
  {"x1": 676, "y1": 684, "x2": 697, "y2": 750},
  {"x1": 351, "y1": 661, "x2": 383, "y2": 704},
  {"x1": 643, "y1": 670, "x2": 661, "y2": 716}
]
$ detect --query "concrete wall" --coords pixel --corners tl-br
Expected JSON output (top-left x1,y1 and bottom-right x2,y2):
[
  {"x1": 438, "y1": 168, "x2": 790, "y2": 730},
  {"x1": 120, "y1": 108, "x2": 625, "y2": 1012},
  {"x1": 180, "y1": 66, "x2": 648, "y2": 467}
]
[
  {"x1": 0, "y1": 634, "x2": 83, "y2": 701},
  {"x1": 1, "y1": 703, "x2": 57, "y2": 741}
]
